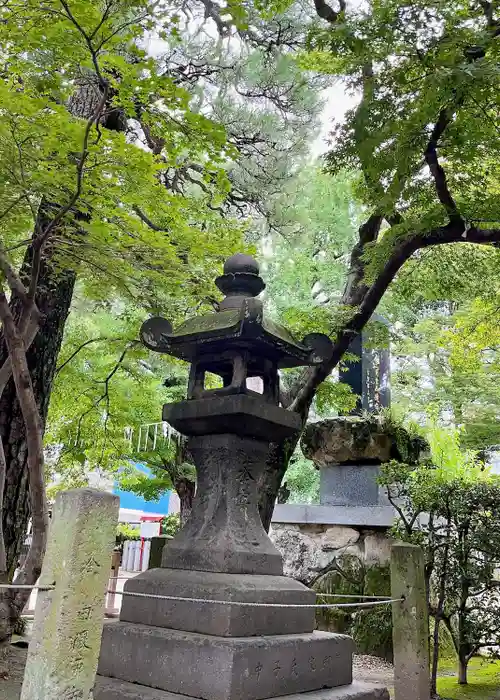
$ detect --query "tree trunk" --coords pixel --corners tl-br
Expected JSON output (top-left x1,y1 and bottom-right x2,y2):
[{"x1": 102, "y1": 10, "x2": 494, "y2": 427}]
[
  {"x1": 174, "y1": 477, "x2": 195, "y2": 527},
  {"x1": 430, "y1": 513, "x2": 452, "y2": 695},
  {"x1": 258, "y1": 437, "x2": 299, "y2": 532},
  {"x1": 0, "y1": 241, "x2": 75, "y2": 641},
  {"x1": 430, "y1": 617, "x2": 441, "y2": 696},
  {"x1": 458, "y1": 654, "x2": 468, "y2": 685},
  {"x1": 0, "y1": 241, "x2": 76, "y2": 578}
]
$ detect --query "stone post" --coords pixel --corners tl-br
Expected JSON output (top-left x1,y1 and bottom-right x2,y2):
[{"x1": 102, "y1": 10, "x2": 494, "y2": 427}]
[
  {"x1": 106, "y1": 550, "x2": 121, "y2": 616},
  {"x1": 390, "y1": 543, "x2": 430, "y2": 700},
  {"x1": 21, "y1": 488, "x2": 119, "y2": 700},
  {"x1": 148, "y1": 535, "x2": 172, "y2": 569}
]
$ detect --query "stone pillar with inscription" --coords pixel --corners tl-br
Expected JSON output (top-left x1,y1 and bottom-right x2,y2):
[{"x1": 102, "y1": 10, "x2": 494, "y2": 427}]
[
  {"x1": 391, "y1": 544, "x2": 430, "y2": 700},
  {"x1": 21, "y1": 488, "x2": 119, "y2": 700},
  {"x1": 95, "y1": 254, "x2": 388, "y2": 700}
]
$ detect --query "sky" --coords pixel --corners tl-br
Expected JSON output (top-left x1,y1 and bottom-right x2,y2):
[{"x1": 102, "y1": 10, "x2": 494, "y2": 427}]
[
  {"x1": 311, "y1": 82, "x2": 359, "y2": 158},
  {"x1": 145, "y1": 11, "x2": 360, "y2": 161}
]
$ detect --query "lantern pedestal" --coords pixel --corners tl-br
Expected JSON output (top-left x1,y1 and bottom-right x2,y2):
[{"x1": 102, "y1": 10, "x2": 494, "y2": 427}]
[
  {"x1": 162, "y1": 433, "x2": 283, "y2": 575},
  {"x1": 115, "y1": 569, "x2": 316, "y2": 637}
]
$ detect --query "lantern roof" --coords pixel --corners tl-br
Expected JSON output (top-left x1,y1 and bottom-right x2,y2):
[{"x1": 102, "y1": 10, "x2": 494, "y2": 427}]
[{"x1": 140, "y1": 253, "x2": 333, "y2": 369}]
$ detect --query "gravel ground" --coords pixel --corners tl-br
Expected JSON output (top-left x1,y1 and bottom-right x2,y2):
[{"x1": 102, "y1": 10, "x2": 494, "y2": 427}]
[
  {"x1": 353, "y1": 654, "x2": 394, "y2": 691},
  {"x1": 0, "y1": 645, "x2": 28, "y2": 700}
]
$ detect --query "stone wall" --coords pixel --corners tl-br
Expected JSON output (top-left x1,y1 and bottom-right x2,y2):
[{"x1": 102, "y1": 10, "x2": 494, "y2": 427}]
[{"x1": 270, "y1": 522, "x2": 392, "y2": 586}]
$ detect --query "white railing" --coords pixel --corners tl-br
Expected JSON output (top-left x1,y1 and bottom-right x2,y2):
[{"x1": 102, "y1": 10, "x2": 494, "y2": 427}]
[
  {"x1": 125, "y1": 421, "x2": 180, "y2": 453},
  {"x1": 122, "y1": 539, "x2": 151, "y2": 572}
]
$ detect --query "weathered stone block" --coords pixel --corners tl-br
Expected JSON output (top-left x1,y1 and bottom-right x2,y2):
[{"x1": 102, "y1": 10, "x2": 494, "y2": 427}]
[
  {"x1": 364, "y1": 533, "x2": 392, "y2": 566},
  {"x1": 320, "y1": 464, "x2": 381, "y2": 507},
  {"x1": 302, "y1": 417, "x2": 428, "y2": 468},
  {"x1": 120, "y1": 568, "x2": 315, "y2": 636},
  {"x1": 391, "y1": 544, "x2": 430, "y2": 700},
  {"x1": 98, "y1": 622, "x2": 354, "y2": 700},
  {"x1": 21, "y1": 488, "x2": 119, "y2": 700},
  {"x1": 94, "y1": 678, "x2": 390, "y2": 700},
  {"x1": 270, "y1": 525, "x2": 366, "y2": 584},
  {"x1": 270, "y1": 526, "x2": 333, "y2": 584},
  {"x1": 271, "y1": 504, "x2": 395, "y2": 528},
  {"x1": 302, "y1": 418, "x2": 394, "y2": 466}
]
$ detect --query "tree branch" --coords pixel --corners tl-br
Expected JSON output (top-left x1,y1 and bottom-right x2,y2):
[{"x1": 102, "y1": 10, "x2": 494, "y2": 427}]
[
  {"x1": 55, "y1": 336, "x2": 126, "y2": 376},
  {"x1": 0, "y1": 249, "x2": 30, "y2": 304},
  {"x1": 313, "y1": 0, "x2": 346, "y2": 24},
  {"x1": 0, "y1": 316, "x2": 39, "y2": 395},
  {"x1": 0, "y1": 291, "x2": 49, "y2": 607},
  {"x1": 424, "y1": 108, "x2": 463, "y2": 223},
  {"x1": 478, "y1": 1, "x2": 500, "y2": 33},
  {"x1": 290, "y1": 222, "x2": 500, "y2": 415},
  {"x1": 196, "y1": 0, "x2": 231, "y2": 36},
  {"x1": 74, "y1": 342, "x2": 137, "y2": 445}
]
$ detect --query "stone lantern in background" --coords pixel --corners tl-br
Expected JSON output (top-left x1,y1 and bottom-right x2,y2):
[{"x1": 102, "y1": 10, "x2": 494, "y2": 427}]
[
  {"x1": 338, "y1": 313, "x2": 391, "y2": 415},
  {"x1": 304, "y1": 312, "x2": 426, "y2": 511},
  {"x1": 95, "y1": 253, "x2": 387, "y2": 700}
]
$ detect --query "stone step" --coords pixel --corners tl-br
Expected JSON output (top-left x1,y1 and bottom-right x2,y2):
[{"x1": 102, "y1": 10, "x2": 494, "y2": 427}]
[
  {"x1": 119, "y1": 568, "x2": 316, "y2": 637},
  {"x1": 94, "y1": 677, "x2": 390, "y2": 700},
  {"x1": 98, "y1": 622, "x2": 354, "y2": 700}
]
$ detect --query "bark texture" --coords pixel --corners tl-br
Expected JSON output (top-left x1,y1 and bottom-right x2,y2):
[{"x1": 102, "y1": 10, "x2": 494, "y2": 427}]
[
  {"x1": 175, "y1": 476, "x2": 195, "y2": 527},
  {"x1": 0, "y1": 237, "x2": 75, "y2": 578}
]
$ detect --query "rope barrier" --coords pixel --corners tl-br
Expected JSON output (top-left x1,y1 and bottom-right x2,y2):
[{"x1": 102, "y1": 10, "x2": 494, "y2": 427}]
[
  {"x1": 108, "y1": 578, "x2": 393, "y2": 601},
  {"x1": 108, "y1": 589, "x2": 402, "y2": 609},
  {"x1": 316, "y1": 593, "x2": 393, "y2": 600},
  {"x1": 0, "y1": 580, "x2": 400, "y2": 610},
  {"x1": 0, "y1": 584, "x2": 55, "y2": 591}
]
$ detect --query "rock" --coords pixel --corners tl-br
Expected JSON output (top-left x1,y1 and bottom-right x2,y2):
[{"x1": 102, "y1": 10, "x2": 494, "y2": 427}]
[
  {"x1": 271, "y1": 524, "x2": 394, "y2": 585},
  {"x1": 270, "y1": 525, "x2": 364, "y2": 585},
  {"x1": 364, "y1": 534, "x2": 392, "y2": 566},
  {"x1": 301, "y1": 417, "x2": 428, "y2": 467},
  {"x1": 321, "y1": 527, "x2": 360, "y2": 551},
  {"x1": 271, "y1": 527, "x2": 331, "y2": 584}
]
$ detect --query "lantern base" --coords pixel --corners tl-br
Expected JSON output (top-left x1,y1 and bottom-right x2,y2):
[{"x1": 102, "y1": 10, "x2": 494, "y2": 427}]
[
  {"x1": 94, "y1": 678, "x2": 389, "y2": 700},
  {"x1": 97, "y1": 624, "x2": 354, "y2": 700},
  {"x1": 118, "y1": 568, "x2": 315, "y2": 637},
  {"x1": 161, "y1": 433, "x2": 284, "y2": 576}
]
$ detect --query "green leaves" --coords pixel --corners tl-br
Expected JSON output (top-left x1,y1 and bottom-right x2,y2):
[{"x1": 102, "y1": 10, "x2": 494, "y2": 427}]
[
  {"x1": 0, "y1": 0, "x2": 245, "y2": 306},
  {"x1": 315, "y1": 379, "x2": 357, "y2": 416},
  {"x1": 45, "y1": 300, "x2": 187, "y2": 479},
  {"x1": 304, "y1": 0, "x2": 500, "y2": 235},
  {"x1": 381, "y1": 450, "x2": 500, "y2": 679}
]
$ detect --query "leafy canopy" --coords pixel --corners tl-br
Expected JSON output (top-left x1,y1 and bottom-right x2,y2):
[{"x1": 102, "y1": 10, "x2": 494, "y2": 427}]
[{"x1": 0, "y1": 0, "x2": 244, "y2": 309}]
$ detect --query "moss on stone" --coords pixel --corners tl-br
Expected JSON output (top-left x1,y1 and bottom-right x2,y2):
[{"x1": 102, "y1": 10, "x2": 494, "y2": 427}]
[
  {"x1": 313, "y1": 555, "x2": 364, "y2": 634},
  {"x1": 312, "y1": 557, "x2": 394, "y2": 662},
  {"x1": 353, "y1": 564, "x2": 393, "y2": 662}
]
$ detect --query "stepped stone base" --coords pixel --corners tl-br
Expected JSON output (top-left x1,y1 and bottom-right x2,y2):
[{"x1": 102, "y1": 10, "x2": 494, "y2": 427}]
[
  {"x1": 120, "y1": 568, "x2": 315, "y2": 636},
  {"x1": 94, "y1": 677, "x2": 390, "y2": 700},
  {"x1": 98, "y1": 622, "x2": 353, "y2": 700}
]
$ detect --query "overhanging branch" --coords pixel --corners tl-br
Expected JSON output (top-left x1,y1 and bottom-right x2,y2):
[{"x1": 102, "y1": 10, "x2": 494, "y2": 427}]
[{"x1": 290, "y1": 223, "x2": 500, "y2": 415}]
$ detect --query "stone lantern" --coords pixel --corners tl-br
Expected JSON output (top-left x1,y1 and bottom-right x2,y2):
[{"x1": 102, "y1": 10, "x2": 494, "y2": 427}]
[
  {"x1": 95, "y1": 254, "x2": 388, "y2": 700},
  {"x1": 138, "y1": 253, "x2": 332, "y2": 576}
]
